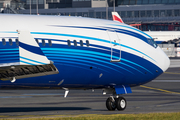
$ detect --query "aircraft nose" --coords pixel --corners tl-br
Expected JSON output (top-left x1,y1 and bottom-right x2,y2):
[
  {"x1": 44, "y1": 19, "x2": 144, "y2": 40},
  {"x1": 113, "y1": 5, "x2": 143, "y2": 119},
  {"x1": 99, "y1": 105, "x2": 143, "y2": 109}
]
[
  {"x1": 161, "y1": 52, "x2": 170, "y2": 72},
  {"x1": 156, "y1": 46, "x2": 170, "y2": 72}
]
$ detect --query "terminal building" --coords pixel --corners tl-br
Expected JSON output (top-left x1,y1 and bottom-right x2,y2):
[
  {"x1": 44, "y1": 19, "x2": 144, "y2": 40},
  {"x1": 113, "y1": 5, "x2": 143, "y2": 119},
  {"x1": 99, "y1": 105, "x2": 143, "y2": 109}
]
[
  {"x1": 1, "y1": 1, "x2": 180, "y2": 31},
  {"x1": 2, "y1": 0, "x2": 180, "y2": 31},
  {"x1": 1, "y1": 0, "x2": 180, "y2": 56}
]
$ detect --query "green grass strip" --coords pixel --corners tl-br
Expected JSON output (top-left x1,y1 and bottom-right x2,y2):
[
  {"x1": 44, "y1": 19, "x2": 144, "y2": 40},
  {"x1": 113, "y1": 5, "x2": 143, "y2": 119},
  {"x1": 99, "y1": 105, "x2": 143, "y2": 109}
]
[{"x1": 1, "y1": 112, "x2": 180, "y2": 120}]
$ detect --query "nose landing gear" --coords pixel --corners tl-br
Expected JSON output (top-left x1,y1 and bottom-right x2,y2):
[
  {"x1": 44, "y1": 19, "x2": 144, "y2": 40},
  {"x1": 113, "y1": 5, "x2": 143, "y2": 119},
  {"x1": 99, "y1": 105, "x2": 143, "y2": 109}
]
[{"x1": 106, "y1": 96, "x2": 126, "y2": 111}]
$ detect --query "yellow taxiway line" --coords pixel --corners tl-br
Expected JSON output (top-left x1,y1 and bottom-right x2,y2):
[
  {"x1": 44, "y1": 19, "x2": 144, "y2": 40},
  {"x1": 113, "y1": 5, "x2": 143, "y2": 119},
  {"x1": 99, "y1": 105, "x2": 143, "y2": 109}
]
[
  {"x1": 164, "y1": 72, "x2": 180, "y2": 75},
  {"x1": 140, "y1": 85, "x2": 180, "y2": 94}
]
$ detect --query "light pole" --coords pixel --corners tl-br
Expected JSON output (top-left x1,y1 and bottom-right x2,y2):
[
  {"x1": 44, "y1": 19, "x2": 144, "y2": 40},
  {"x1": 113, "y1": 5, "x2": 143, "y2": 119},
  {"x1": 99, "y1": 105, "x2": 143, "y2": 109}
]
[
  {"x1": 106, "y1": 0, "x2": 108, "y2": 20},
  {"x1": 36, "y1": 0, "x2": 38, "y2": 15},
  {"x1": 29, "y1": 0, "x2": 31, "y2": 14},
  {"x1": 113, "y1": 0, "x2": 115, "y2": 12}
]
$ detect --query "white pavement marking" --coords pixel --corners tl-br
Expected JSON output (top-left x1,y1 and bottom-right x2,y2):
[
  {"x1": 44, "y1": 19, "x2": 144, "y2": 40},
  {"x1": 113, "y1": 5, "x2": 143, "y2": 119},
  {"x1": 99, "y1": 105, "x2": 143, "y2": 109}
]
[
  {"x1": 170, "y1": 59, "x2": 180, "y2": 68},
  {"x1": 152, "y1": 80, "x2": 180, "y2": 82}
]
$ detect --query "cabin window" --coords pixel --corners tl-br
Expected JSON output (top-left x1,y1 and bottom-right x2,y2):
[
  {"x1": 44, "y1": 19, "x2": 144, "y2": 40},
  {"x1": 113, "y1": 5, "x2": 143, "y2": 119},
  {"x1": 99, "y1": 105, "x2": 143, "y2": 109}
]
[
  {"x1": 48, "y1": 40, "x2": 52, "y2": 46},
  {"x1": 67, "y1": 40, "x2": 71, "y2": 46},
  {"x1": 2, "y1": 38, "x2": 6, "y2": 46},
  {"x1": 86, "y1": 40, "x2": 89, "y2": 47},
  {"x1": 80, "y1": 40, "x2": 83, "y2": 47},
  {"x1": 42, "y1": 39, "x2": 46, "y2": 46},
  {"x1": 9, "y1": 39, "x2": 13, "y2": 46},
  {"x1": 16, "y1": 39, "x2": 19, "y2": 46},
  {"x1": 74, "y1": 40, "x2": 77, "y2": 47},
  {"x1": 36, "y1": 39, "x2": 39, "y2": 45}
]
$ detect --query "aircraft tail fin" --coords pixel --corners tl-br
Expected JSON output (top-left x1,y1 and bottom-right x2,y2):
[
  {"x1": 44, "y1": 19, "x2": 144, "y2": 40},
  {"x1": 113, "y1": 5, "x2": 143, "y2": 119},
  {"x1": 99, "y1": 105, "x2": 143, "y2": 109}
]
[{"x1": 112, "y1": 12, "x2": 124, "y2": 23}]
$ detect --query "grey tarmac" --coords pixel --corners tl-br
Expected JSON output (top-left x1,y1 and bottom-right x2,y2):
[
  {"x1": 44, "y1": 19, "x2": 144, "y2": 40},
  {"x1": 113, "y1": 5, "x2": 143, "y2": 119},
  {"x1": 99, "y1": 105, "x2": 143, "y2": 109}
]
[{"x1": 0, "y1": 59, "x2": 180, "y2": 118}]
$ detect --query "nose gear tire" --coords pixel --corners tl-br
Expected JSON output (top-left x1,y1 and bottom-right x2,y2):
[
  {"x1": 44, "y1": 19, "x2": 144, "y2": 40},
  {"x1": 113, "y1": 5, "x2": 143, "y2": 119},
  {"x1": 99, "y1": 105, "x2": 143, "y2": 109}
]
[
  {"x1": 106, "y1": 97, "x2": 116, "y2": 111},
  {"x1": 116, "y1": 97, "x2": 126, "y2": 111}
]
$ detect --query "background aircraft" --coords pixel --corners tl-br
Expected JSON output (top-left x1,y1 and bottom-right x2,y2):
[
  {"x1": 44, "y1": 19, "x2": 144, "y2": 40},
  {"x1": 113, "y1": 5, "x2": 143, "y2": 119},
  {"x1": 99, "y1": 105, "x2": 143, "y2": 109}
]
[{"x1": 112, "y1": 12, "x2": 180, "y2": 44}]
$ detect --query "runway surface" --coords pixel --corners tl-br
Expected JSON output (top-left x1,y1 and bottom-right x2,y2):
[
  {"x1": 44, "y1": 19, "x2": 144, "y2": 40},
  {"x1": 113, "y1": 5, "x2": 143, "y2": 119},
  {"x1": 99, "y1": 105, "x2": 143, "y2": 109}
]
[{"x1": 0, "y1": 60, "x2": 180, "y2": 118}]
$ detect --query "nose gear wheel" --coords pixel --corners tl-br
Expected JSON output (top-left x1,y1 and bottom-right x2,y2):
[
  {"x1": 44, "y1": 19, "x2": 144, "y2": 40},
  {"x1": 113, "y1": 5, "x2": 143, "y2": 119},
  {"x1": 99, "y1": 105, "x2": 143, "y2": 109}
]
[{"x1": 106, "y1": 96, "x2": 126, "y2": 111}]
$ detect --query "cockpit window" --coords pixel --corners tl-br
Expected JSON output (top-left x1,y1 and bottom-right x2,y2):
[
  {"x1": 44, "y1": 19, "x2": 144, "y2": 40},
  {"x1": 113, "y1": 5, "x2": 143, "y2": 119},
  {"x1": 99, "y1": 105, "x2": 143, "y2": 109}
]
[{"x1": 147, "y1": 38, "x2": 157, "y2": 48}]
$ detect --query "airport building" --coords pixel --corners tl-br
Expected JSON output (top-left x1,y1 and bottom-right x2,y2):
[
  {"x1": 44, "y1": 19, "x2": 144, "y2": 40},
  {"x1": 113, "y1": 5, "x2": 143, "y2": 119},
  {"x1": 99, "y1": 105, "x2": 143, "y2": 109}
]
[
  {"x1": 1, "y1": 0, "x2": 180, "y2": 57},
  {"x1": 2, "y1": 0, "x2": 180, "y2": 31},
  {"x1": 1, "y1": 0, "x2": 180, "y2": 32},
  {"x1": 1, "y1": 0, "x2": 180, "y2": 31}
]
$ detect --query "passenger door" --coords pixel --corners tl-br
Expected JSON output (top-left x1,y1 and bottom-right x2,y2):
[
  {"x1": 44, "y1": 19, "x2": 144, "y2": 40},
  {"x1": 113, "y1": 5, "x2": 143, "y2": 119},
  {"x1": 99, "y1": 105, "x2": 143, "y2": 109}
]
[{"x1": 106, "y1": 29, "x2": 121, "y2": 62}]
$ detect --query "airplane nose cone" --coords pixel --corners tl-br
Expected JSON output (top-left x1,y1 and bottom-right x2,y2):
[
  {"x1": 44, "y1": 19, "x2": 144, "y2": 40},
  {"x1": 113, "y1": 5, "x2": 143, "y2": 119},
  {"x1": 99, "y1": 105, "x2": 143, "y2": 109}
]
[
  {"x1": 159, "y1": 49, "x2": 170, "y2": 72},
  {"x1": 162, "y1": 55, "x2": 170, "y2": 72},
  {"x1": 156, "y1": 47, "x2": 170, "y2": 72}
]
